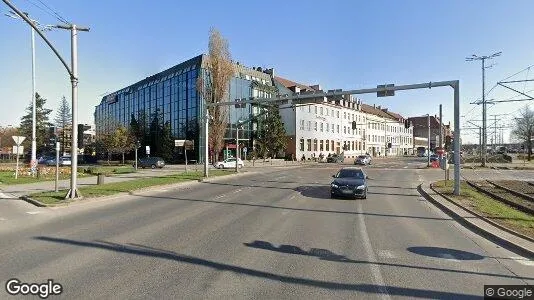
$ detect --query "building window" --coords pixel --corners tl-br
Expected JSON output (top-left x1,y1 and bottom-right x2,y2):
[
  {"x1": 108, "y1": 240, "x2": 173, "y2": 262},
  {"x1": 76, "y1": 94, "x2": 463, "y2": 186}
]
[
  {"x1": 326, "y1": 123, "x2": 329, "y2": 132},
  {"x1": 344, "y1": 126, "x2": 346, "y2": 134},
  {"x1": 352, "y1": 141, "x2": 355, "y2": 150},
  {"x1": 300, "y1": 139, "x2": 305, "y2": 151},
  {"x1": 337, "y1": 125, "x2": 340, "y2": 133},
  {"x1": 332, "y1": 123, "x2": 335, "y2": 133},
  {"x1": 320, "y1": 140, "x2": 324, "y2": 151},
  {"x1": 320, "y1": 123, "x2": 324, "y2": 132},
  {"x1": 326, "y1": 140, "x2": 330, "y2": 151},
  {"x1": 336, "y1": 111, "x2": 339, "y2": 118},
  {"x1": 326, "y1": 108, "x2": 329, "y2": 116},
  {"x1": 313, "y1": 139, "x2": 318, "y2": 151},
  {"x1": 314, "y1": 122, "x2": 318, "y2": 131},
  {"x1": 300, "y1": 120, "x2": 305, "y2": 130},
  {"x1": 307, "y1": 121, "x2": 311, "y2": 131},
  {"x1": 307, "y1": 139, "x2": 312, "y2": 151},
  {"x1": 343, "y1": 112, "x2": 346, "y2": 119},
  {"x1": 314, "y1": 106, "x2": 317, "y2": 114},
  {"x1": 320, "y1": 107, "x2": 323, "y2": 115},
  {"x1": 332, "y1": 140, "x2": 335, "y2": 151},
  {"x1": 308, "y1": 106, "x2": 311, "y2": 113}
]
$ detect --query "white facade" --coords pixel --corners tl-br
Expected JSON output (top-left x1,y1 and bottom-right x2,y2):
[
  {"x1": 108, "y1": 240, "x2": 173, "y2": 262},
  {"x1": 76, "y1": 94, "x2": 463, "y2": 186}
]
[{"x1": 280, "y1": 97, "x2": 413, "y2": 160}]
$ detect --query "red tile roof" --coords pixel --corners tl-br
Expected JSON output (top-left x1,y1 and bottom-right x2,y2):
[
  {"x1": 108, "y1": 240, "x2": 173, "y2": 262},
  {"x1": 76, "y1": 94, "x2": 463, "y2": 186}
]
[
  {"x1": 361, "y1": 104, "x2": 399, "y2": 120},
  {"x1": 274, "y1": 76, "x2": 315, "y2": 91}
]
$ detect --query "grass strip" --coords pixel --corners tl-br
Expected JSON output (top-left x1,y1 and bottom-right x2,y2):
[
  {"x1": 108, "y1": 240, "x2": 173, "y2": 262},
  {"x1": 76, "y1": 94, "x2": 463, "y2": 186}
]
[
  {"x1": 433, "y1": 180, "x2": 534, "y2": 238},
  {"x1": 29, "y1": 170, "x2": 234, "y2": 205}
]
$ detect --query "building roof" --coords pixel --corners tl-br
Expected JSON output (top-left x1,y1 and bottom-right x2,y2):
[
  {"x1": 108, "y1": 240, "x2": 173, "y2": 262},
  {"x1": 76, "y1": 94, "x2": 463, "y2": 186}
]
[
  {"x1": 274, "y1": 76, "x2": 316, "y2": 91},
  {"x1": 408, "y1": 115, "x2": 442, "y2": 128},
  {"x1": 360, "y1": 104, "x2": 399, "y2": 121}
]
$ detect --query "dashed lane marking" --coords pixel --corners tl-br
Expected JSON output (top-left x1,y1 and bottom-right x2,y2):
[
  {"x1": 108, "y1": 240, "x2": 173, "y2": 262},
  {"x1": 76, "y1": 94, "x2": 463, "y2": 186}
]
[
  {"x1": 26, "y1": 211, "x2": 41, "y2": 215},
  {"x1": 0, "y1": 217, "x2": 6, "y2": 221},
  {"x1": 510, "y1": 256, "x2": 534, "y2": 266}
]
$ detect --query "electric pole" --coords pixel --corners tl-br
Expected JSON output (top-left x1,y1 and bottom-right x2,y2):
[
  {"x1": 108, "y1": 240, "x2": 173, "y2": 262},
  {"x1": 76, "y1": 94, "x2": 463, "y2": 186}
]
[{"x1": 466, "y1": 52, "x2": 501, "y2": 166}]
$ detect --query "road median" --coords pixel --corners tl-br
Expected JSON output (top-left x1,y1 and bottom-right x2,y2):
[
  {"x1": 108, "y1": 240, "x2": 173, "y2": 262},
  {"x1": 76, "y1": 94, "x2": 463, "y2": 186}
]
[
  {"x1": 418, "y1": 181, "x2": 534, "y2": 259},
  {"x1": 22, "y1": 170, "x2": 241, "y2": 207}
]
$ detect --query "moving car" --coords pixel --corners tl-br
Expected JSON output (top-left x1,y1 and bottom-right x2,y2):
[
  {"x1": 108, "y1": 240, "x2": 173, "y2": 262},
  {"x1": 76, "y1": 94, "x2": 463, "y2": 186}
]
[
  {"x1": 330, "y1": 167, "x2": 368, "y2": 199},
  {"x1": 135, "y1": 157, "x2": 165, "y2": 169},
  {"x1": 215, "y1": 157, "x2": 244, "y2": 169},
  {"x1": 354, "y1": 155, "x2": 372, "y2": 165}
]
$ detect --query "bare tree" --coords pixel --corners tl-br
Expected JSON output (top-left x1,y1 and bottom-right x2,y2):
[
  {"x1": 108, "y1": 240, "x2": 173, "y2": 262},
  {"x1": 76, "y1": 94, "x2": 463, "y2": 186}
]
[
  {"x1": 512, "y1": 105, "x2": 534, "y2": 161},
  {"x1": 197, "y1": 28, "x2": 234, "y2": 163}
]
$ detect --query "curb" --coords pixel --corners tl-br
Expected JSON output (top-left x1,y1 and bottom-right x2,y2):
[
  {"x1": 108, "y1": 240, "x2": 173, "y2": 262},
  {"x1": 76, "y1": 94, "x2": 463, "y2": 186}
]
[
  {"x1": 19, "y1": 195, "x2": 48, "y2": 207},
  {"x1": 19, "y1": 171, "x2": 260, "y2": 208},
  {"x1": 418, "y1": 183, "x2": 534, "y2": 259}
]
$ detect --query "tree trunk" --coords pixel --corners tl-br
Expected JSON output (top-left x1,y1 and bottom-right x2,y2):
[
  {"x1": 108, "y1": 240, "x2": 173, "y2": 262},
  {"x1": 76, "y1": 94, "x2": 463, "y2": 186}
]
[{"x1": 122, "y1": 152, "x2": 125, "y2": 164}]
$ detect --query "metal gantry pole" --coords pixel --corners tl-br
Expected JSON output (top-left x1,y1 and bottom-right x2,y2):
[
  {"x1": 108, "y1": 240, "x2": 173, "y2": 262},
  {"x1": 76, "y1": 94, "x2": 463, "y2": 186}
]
[
  {"x1": 30, "y1": 25, "x2": 36, "y2": 174},
  {"x1": 453, "y1": 81, "x2": 460, "y2": 195},
  {"x1": 235, "y1": 124, "x2": 239, "y2": 173},
  {"x1": 482, "y1": 59, "x2": 487, "y2": 166},
  {"x1": 439, "y1": 104, "x2": 443, "y2": 149},
  {"x1": 426, "y1": 114, "x2": 430, "y2": 167},
  {"x1": 204, "y1": 108, "x2": 209, "y2": 178}
]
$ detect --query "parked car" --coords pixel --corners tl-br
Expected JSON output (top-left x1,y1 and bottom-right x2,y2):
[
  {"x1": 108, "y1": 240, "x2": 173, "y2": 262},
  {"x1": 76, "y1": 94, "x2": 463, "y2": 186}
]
[
  {"x1": 354, "y1": 155, "x2": 371, "y2": 165},
  {"x1": 327, "y1": 154, "x2": 344, "y2": 163},
  {"x1": 45, "y1": 156, "x2": 71, "y2": 166},
  {"x1": 430, "y1": 154, "x2": 439, "y2": 162},
  {"x1": 330, "y1": 167, "x2": 368, "y2": 199},
  {"x1": 215, "y1": 158, "x2": 244, "y2": 169},
  {"x1": 135, "y1": 157, "x2": 165, "y2": 169}
]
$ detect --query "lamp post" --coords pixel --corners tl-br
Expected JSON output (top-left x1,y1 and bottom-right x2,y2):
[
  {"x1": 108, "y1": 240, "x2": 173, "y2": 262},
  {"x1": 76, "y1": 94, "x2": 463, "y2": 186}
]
[
  {"x1": 4, "y1": 11, "x2": 53, "y2": 175},
  {"x1": 235, "y1": 120, "x2": 244, "y2": 173}
]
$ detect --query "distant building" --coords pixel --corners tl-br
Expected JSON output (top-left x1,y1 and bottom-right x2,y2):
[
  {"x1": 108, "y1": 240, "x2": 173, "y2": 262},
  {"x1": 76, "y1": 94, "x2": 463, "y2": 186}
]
[
  {"x1": 408, "y1": 115, "x2": 452, "y2": 152},
  {"x1": 275, "y1": 76, "x2": 413, "y2": 160}
]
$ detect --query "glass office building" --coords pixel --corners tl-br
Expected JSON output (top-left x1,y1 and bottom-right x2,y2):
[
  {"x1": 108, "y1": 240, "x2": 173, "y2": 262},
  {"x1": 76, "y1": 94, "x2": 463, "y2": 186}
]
[{"x1": 94, "y1": 54, "x2": 276, "y2": 163}]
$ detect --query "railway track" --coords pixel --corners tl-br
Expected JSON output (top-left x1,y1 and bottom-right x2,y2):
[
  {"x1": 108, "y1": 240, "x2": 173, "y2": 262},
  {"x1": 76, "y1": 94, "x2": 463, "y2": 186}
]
[{"x1": 465, "y1": 180, "x2": 534, "y2": 215}]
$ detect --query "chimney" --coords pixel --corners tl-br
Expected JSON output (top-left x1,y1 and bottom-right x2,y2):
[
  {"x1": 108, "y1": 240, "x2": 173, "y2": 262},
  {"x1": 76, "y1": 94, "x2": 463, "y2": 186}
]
[{"x1": 264, "y1": 68, "x2": 274, "y2": 77}]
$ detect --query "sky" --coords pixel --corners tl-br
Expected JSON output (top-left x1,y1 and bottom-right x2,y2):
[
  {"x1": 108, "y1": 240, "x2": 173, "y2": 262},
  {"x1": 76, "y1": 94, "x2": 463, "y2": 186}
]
[{"x1": 0, "y1": 0, "x2": 533, "y2": 144}]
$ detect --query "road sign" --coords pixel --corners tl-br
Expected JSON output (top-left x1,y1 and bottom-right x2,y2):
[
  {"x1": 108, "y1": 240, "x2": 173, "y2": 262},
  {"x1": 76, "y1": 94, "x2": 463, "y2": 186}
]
[
  {"x1": 184, "y1": 140, "x2": 194, "y2": 150},
  {"x1": 12, "y1": 136, "x2": 26, "y2": 146},
  {"x1": 377, "y1": 84, "x2": 395, "y2": 97},
  {"x1": 175, "y1": 140, "x2": 185, "y2": 147},
  {"x1": 146, "y1": 146, "x2": 150, "y2": 155},
  {"x1": 12, "y1": 146, "x2": 24, "y2": 155}
]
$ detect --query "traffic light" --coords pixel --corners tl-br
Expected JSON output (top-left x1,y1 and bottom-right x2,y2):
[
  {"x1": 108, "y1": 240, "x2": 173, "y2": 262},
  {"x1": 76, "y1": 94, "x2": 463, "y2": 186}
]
[{"x1": 352, "y1": 121, "x2": 357, "y2": 130}]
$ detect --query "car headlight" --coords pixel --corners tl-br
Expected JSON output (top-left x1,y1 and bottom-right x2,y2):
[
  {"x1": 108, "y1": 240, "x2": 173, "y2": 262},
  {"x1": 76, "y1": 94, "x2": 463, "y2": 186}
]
[
  {"x1": 331, "y1": 183, "x2": 339, "y2": 188},
  {"x1": 356, "y1": 185, "x2": 365, "y2": 190}
]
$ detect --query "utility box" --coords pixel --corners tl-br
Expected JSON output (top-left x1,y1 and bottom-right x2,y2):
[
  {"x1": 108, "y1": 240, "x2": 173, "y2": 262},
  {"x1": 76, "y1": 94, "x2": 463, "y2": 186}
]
[{"x1": 440, "y1": 156, "x2": 449, "y2": 170}]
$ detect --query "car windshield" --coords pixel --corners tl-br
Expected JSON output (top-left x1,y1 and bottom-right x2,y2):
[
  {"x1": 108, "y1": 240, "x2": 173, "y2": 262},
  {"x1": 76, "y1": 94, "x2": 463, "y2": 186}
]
[
  {"x1": 337, "y1": 169, "x2": 365, "y2": 179},
  {"x1": 358, "y1": 156, "x2": 367, "y2": 159}
]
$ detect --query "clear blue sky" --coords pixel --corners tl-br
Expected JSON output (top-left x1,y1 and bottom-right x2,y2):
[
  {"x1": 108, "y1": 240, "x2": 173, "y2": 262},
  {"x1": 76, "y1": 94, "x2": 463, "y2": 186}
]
[{"x1": 1, "y1": 0, "x2": 533, "y2": 144}]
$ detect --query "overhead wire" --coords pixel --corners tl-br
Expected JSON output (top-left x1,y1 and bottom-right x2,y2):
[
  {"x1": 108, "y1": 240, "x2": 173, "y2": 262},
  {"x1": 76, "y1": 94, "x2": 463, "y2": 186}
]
[
  {"x1": 22, "y1": 0, "x2": 69, "y2": 24},
  {"x1": 35, "y1": 0, "x2": 69, "y2": 23}
]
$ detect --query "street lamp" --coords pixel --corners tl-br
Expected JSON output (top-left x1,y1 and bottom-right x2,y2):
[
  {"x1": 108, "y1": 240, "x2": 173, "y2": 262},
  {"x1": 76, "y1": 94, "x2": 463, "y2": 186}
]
[{"x1": 5, "y1": 11, "x2": 53, "y2": 174}]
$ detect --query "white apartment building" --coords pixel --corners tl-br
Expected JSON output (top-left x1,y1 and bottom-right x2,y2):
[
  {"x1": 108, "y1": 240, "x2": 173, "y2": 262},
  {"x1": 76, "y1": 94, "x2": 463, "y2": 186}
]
[{"x1": 274, "y1": 76, "x2": 413, "y2": 160}]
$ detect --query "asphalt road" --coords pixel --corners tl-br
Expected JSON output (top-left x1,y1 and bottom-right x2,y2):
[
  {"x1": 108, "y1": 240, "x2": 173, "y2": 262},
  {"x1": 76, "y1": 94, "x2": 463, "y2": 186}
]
[{"x1": 0, "y1": 160, "x2": 532, "y2": 299}]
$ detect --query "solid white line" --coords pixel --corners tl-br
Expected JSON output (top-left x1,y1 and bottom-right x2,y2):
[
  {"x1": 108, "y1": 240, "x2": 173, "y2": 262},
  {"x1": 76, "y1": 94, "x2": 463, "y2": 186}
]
[
  {"x1": 288, "y1": 195, "x2": 296, "y2": 200},
  {"x1": 356, "y1": 201, "x2": 391, "y2": 300},
  {"x1": 0, "y1": 192, "x2": 13, "y2": 199},
  {"x1": 26, "y1": 211, "x2": 41, "y2": 215},
  {"x1": 0, "y1": 217, "x2": 6, "y2": 221},
  {"x1": 510, "y1": 256, "x2": 534, "y2": 266}
]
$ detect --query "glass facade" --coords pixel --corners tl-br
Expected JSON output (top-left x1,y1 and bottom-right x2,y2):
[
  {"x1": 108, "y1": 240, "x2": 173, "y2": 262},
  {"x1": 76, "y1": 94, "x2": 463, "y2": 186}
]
[{"x1": 94, "y1": 55, "x2": 275, "y2": 163}]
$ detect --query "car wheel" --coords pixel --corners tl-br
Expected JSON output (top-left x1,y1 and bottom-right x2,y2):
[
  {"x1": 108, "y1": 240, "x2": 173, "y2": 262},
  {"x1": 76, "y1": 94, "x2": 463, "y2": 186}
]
[
  {"x1": 218, "y1": 164, "x2": 224, "y2": 169},
  {"x1": 151, "y1": 164, "x2": 156, "y2": 169},
  {"x1": 238, "y1": 164, "x2": 243, "y2": 169}
]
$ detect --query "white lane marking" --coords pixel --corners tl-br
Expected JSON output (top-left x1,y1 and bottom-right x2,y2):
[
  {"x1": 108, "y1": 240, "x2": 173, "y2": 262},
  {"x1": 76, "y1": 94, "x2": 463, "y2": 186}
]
[
  {"x1": 288, "y1": 195, "x2": 296, "y2": 200},
  {"x1": 214, "y1": 194, "x2": 226, "y2": 199},
  {"x1": 356, "y1": 201, "x2": 391, "y2": 300},
  {"x1": 510, "y1": 256, "x2": 534, "y2": 266},
  {"x1": 441, "y1": 253, "x2": 461, "y2": 262},
  {"x1": 0, "y1": 192, "x2": 13, "y2": 199},
  {"x1": 26, "y1": 211, "x2": 41, "y2": 215},
  {"x1": 233, "y1": 189, "x2": 242, "y2": 194},
  {"x1": 0, "y1": 217, "x2": 7, "y2": 221},
  {"x1": 403, "y1": 166, "x2": 408, "y2": 169}
]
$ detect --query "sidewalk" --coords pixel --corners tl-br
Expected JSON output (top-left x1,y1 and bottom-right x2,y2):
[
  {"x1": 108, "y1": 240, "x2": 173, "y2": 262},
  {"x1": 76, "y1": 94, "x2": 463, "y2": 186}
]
[{"x1": 419, "y1": 182, "x2": 534, "y2": 259}]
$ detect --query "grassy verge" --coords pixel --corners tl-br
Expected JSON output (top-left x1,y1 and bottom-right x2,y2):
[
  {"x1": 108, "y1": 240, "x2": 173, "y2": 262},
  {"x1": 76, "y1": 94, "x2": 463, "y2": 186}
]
[
  {"x1": 80, "y1": 165, "x2": 136, "y2": 175},
  {"x1": 432, "y1": 180, "x2": 534, "y2": 238},
  {"x1": 0, "y1": 171, "x2": 88, "y2": 186},
  {"x1": 29, "y1": 170, "x2": 234, "y2": 205}
]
